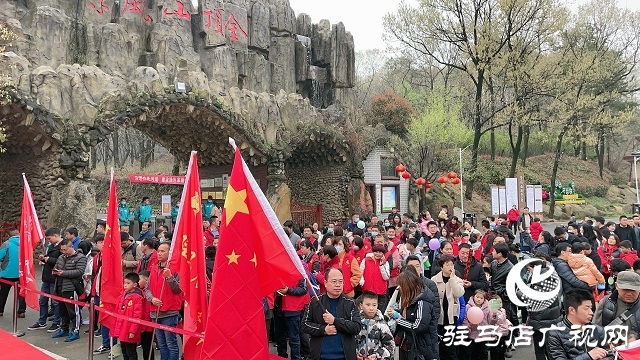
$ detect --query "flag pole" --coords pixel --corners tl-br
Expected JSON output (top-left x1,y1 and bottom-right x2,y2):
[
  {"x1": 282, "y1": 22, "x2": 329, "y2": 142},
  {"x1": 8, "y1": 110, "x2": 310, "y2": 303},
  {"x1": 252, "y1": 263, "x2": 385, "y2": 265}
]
[
  {"x1": 147, "y1": 279, "x2": 166, "y2": 360},
  {"x1": 305, "y1": 277, "x2": 325, "y2": 312}
]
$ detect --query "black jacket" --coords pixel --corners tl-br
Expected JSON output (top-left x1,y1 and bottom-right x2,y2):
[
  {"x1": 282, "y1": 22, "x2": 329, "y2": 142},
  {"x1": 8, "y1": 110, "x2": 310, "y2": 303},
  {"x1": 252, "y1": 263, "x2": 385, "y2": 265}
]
[
  {"x1": 552, "y1": 258, "x2": 592, "y2": 292},
  {"x1": 395, "y1": 289, "x2": 439, "y2": 358},
  {"x1": 419, "y1": 275, "x2": 442, "y2": 325},
  {"x1": 593, "y1": 289, "x2": 640, "y2": 332},
  {"x1": 490, "y1": 259, "x2": 513, "y2": 299},
  {"x1": 615, "y1": 225, "x2": 638, "y2": 248},
  {"x1": 533, "y1": 242, "x2": 551, "y2": 257},
  {"x1": 546, "y1": 317, "x2": 613, "y2": 360},
  {"x1": 302, "y1": 293, "x2": 362, "y2": 360},
  {"x1": 54, "y1": 251, "x2": 87, "y2": 294},
  {"x1": 42, "y1": 242, "x2": 62, "y2": 283},
  {"x1": 494, "y1": 224, "x2": 515, "y2": 242},
  {"x1": 454, "y1": 257, "x2": 489, "y2": 302}
]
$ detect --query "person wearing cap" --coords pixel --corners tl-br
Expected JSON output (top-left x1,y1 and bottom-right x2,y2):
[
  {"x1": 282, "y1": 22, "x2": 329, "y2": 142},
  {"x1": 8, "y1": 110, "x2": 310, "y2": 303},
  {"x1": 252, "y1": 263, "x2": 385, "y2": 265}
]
[
  {"x1": 594, "y1": 270, "x2": 640, "y2": 331},
  {"x1": 359, "y1": 243, "x2": 390, "y2": 311}
]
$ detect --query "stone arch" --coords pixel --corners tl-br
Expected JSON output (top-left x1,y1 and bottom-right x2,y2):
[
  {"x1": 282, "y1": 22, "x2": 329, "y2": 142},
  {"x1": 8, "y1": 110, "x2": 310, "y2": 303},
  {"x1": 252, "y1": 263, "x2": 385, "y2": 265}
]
[
  {"x1": 0, "y1": 96, "x2": 64, "y2": 226},
  {"x1": 91, "y1": 95, "x2": 269, "y2": 167}
]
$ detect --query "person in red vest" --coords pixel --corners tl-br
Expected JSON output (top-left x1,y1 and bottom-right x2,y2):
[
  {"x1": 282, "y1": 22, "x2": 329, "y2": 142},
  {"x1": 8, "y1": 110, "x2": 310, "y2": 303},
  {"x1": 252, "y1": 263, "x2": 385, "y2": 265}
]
[
  {"x1": 316, "y1": 245, "x2": 340, "y2": 294},
  {"x1": 359, "y1": 244, "x2": 390, "y2": 311},
  {"x1": 274, "y1": 278, "x2": 310, "y2": 360},
  {"x1": 145, "y1": 243, "x2": 183, "y2": 360},
  {"x1": 349, "y1": 236, "x2": 371, "y2": 266},
  {"x1": 111, "y1": 272, "x2": 143, "y2": 360},
  {"x1": 300, "y1": 239, "x2": 321, "y2": 274},
  {"x1": 385, "y1": 226, "x2": 400, "y2": 246},
  {"x1": 136, "y1": 238, "x2": 158, "y2": 273},
  {"x1": 372, "y1": 234, "x2": 401, "y2": 298},
  {"x1": 332, "y1": 236, "x2": 362, "y2": 298}
]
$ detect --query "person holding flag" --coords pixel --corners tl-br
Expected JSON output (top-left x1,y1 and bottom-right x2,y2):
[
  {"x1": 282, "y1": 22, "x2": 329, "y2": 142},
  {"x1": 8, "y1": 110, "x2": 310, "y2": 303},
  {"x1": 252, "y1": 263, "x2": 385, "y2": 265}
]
[{"x1": 201, "y1": 139, "x2": 309, "y2": 360}]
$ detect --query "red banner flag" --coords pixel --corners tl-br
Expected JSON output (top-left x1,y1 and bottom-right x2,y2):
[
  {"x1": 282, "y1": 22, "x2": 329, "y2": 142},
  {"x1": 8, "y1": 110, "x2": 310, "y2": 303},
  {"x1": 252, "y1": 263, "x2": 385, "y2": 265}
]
[
  {"x1": 201, "y1": 138, "x2": 307, "y2": 360},
  {"x1": 617, "y1": 340, "x2": 640, "y2": 360},
  {"x1": 19, "y1": 174, "x2": 43, "y2": 311},
  {"x1": 99, "y1": 169, "x2": 124, "y2": 330},
  {"x1": 168, "y1": 151, "x2": 207, "y2": 359}
]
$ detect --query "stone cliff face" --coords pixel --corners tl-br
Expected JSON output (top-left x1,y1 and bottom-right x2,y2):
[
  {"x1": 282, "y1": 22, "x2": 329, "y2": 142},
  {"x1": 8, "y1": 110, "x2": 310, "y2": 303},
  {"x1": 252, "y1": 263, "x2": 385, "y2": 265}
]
[
  {"x1": 1, "y1": 0, "x2": 355, "y2": 109},
  {"x1": 0, "y1": 0, "x2": 369, "y2": 238}
]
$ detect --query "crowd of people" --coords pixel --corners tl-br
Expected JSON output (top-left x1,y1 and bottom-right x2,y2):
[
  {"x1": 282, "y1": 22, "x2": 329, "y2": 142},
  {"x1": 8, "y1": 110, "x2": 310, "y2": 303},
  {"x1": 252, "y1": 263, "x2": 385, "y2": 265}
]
[{"x1": 1, "y1": 199, "x2": 640, "y2": 360}]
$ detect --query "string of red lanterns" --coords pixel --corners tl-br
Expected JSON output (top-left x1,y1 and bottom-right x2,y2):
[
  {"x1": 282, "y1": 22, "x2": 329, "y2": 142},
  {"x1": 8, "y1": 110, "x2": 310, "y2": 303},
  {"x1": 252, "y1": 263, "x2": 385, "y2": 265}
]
[{"x1": 394, "y1": 163, "x2": 458, "y2": 190}]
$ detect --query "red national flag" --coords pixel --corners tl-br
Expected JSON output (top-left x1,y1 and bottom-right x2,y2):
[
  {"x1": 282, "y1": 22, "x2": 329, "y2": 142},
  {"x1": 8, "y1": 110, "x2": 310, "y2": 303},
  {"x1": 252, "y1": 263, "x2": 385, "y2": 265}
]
[
  {"x1": 201, "y1": 138, "x2": 308, "y2": 360},
  {"x1": 617, "y1": 339, "x2": 640, "y2": 360},
  {"x1": 19, "y1": 174, "x2": 43, "y2": 311},
  {"x1": 168, "y1": 151, "x2": 207, "y2": 360},
  {"x1": 99, "y1": 169, "x2": 124, "y2": 330}
]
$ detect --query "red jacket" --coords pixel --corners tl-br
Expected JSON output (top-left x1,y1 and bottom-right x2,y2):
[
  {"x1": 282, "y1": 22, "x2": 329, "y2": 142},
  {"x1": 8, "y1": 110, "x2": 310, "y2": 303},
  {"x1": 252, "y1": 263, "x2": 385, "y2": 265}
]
[
  {"x1": 316, "y1": 256, "x2": 340, "y2": 294},
  {"x1": 386, "y1": 242, "x2": 401, "y2": 279},
  {"x1": 452, "y1": 239, "x2": 467, "y2": 257},
  {"x1": 204, "y1": 227, "x2": 214, "y2": 247},
  {"x1": 280, "y1": 279, "x2": 310, "y2": 312},
  {"x1": 148, "y1": 263, "x2": 183, "y2": 312},
  {"x1": 138, "y1": 286, "x2": 153, "y2": 332},
  {"x1": 508, "y1": 209, "x2": 520, "y2": 222},
  {"x1": 529, "y1": 222, "x2": 544, "y2": 242},
  {"x1": 337, "y1": 251, "x2": 361, "y2": 296},
  {"x1": 350, "y1": 240, "x2": 371, "y2": 266},
  {"x1": 598, "y1": 243, "x2": 620, "y2": 275},
  {"x1": 361, "y1": 256, "x2": 388, "y2": 295},
  {"x1": 110, "y1": 288, "x2": 143, "y2": 343},
  {"x1": 620, "y1": 250, "x2": 639, "y2": 267},
  {"x1": 136, "y1": 250, "x2": 158, "y2": 273}
]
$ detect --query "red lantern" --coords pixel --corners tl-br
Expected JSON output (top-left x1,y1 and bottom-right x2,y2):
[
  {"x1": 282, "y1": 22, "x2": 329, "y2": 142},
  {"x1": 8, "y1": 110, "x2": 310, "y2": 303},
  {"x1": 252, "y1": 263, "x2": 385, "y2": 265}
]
[
  {"x1": 402, "y1": 171, "x2": 412, "y2": 181},
  {"x1": 425, "y1": 182, "x2": 433, "y2": 191},
  {"x1": 451, "y1": 177, "x2": 461, "y2": 185},
  {"x1": 415, "y1": 177, "x2": 426, "y2": 188},
  {"x1": 395, "y1": 164, "x2": 406, "y2": 175},
  {"x1": 437, "y1": 176, "x2": 448, "y2": 187},
  {"x1": 447, "y1": 171, "x2": 458, "y2": 179}
]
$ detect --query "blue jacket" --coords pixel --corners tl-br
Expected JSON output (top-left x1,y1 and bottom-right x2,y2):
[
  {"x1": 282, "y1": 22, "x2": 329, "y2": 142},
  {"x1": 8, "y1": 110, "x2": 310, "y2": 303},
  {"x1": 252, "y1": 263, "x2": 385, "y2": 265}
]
[
  {"x1": 72, "y1": 236, "x2": 81, "y2": 250},
  {"x1": 118, "y1": 203, "x2": 131, "y2": 226},
  {"x1": 203, "y1": 201, "x2": 214, "y2": 220},
  {"x1": 0, "y1": 235, "x2": 20, "y2": 279},
  {"x1": 171, "y1": 205, "x2": 179, "y2": 223},
  {"x1": 135, "y1": 203, "x2": 152, "y2": 222}
]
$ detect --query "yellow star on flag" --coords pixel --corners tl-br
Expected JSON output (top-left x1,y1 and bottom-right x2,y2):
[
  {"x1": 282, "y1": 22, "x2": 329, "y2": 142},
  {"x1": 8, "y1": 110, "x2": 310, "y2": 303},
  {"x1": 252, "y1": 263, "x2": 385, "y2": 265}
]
[
  {"x1": 224, "y1": 184, "x2": 249, "y2": 225},
  {"x1": 250, "y1": 253, "x2": 257, "y2": 267},
  {"x1": 190, "y1": 192, "x2": 200, "y2": 216},
  {"x1": 226, "y1": 250, "x2": 240, "y2": 265}
]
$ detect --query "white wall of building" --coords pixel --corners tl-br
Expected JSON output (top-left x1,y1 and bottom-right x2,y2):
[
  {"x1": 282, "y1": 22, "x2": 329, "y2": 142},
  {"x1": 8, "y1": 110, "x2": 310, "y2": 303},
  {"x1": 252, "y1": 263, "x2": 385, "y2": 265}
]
[{"x1": 362, "y1": 146, "x2": 409, "y2": 216}]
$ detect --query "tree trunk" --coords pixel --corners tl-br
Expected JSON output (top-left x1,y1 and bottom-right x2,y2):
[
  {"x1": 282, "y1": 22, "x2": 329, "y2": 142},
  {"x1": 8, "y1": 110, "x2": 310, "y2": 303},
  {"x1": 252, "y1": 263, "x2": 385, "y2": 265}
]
[
  {"x1": 464, "y1": 71, "x2": 485, "y2": 201},
  {"x1": 596, "y1": 131, "x2": 605, "y2": 178},
  {"x1": 172, "y1": 156, "x2": 181, "y2": 175},
  {"x1": 549, "y1": 128, "x2": 568, "y2": 219},
  {"x1": 508, "y1": 123, "x2": 523, "y2": 178},
  {"x1": 490, "y1": 126, "x2": 496, "y2": 161},
  {"x1": 521, "y1": 125, "x2": 530, "y2": 167}
]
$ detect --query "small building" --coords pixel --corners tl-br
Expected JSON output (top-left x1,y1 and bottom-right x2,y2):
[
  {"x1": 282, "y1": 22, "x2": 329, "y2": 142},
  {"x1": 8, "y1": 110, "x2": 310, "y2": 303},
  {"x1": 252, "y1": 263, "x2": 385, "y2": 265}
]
[{"x1": 362, "y1": 146, "x2": 409, "y2": 217}]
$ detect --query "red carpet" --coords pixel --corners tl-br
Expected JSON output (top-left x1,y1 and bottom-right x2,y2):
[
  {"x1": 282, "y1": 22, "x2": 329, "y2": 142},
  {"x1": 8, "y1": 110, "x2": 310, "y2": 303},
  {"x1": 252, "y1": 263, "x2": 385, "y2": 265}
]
[{"x1": 0, "y1": 328, "x2": 55, "y2": 359}]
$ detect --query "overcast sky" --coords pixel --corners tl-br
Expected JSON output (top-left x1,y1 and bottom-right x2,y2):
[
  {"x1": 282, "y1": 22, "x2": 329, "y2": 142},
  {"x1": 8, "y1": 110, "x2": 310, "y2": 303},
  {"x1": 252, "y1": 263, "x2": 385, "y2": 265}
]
[{"x1": 288, "y1": 0, "x2": 640, "y2": 52}]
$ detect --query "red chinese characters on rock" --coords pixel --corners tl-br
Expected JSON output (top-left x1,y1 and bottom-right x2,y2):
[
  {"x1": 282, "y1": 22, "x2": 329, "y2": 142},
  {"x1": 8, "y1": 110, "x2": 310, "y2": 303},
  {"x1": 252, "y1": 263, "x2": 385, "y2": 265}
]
[
  {"x1": 163, "y1": 0, "x2": 191, "y2": 20},
  {"x1": 203, "y1": 8, "x2": 248, "y2": 42},
  {"x1": 122, "y1": 0, "x2": 153, "y2": 22},
  {"x1": 89, "y1": 0, "x2": 109, "y2": 15}
]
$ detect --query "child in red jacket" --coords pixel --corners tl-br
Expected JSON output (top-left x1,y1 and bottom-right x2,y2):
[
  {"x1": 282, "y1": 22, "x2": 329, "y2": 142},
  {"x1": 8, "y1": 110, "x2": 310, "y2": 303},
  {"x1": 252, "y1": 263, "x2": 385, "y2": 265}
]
[
  {"x1": 112, "y1": 272, "x2": 144, "y2": 360},
  {"x1": 529, "y1": 218, "x2": 544, "y2": 242},
  {"x1": 137, "y1": 271, "x2": 154, "y2": 360},
  {"x1": 619, "y1": 240, "x2": 639, "y2": 267}
]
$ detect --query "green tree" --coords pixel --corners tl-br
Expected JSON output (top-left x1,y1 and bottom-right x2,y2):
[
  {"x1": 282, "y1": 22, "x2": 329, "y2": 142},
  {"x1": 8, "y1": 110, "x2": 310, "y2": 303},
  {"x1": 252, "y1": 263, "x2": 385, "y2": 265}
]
[
  {"x1": 384, "y1": 0, "x2": 564, "y2": 199},
  {"x1": 544, "y1": 0, "x2": 640, "y2": 218}
]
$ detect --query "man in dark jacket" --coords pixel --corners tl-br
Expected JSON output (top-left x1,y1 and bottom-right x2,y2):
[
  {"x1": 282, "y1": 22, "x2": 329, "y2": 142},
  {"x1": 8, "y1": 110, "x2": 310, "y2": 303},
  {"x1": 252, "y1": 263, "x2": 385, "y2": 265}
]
[
  {"x1": 302, "y1": 268, "x2": 361, "y2": 360},
  {"x1": 494, "y1": 215, "x2": 515, "y2": 243},
  {"x1": 615, "y1": 215, "x2": 638, "y2": 249},
  {"x1": 491, "y1": 243, "x2": 518, "y2": 333},
  {"x1": 405, "y1": 255, "x2": 441, "y2": 323},
  {"x1": 546, "y1": 289, "x2": 612, "y2": 360},
  {"x1": 51, "y1": 238, "x2": 87, "y2": 342},
  {"x1": 552, "y1": 243, "x2": 592, "y2": 292},
  {"x1": 593, "y1": 270, "x2": 640, "y2": 332},
  {"x1": 28, "y1": 228, "x2": 63, "y2": 332},
  {"x1": 454, "y1": 243, "x2": 489, "y2": 302},
  {"x1": 554, "y1": 226, "x2": 576, "y2": 244}
]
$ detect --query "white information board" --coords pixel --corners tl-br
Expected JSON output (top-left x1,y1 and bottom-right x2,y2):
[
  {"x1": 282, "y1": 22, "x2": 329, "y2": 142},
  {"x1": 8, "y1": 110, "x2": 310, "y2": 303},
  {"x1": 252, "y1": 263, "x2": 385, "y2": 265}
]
[
  {"x1": 526, "y1": 185, "x2": 535, "y2": 210},
  {"x1": 161, "y1": 195, "x2": 171, "y2": 216},
  {"x1": 534, "y1": 185, "x2": 543, "y2": 213},
  {"x1": 505, "y1": 177, "x2": 519, "y2": 210},
  {"x1": 491, "y1": 186, "x2": 500, "y2": 215},
  {"x1": 498, "y1": 186, "x2": 507, "y2": 214}
]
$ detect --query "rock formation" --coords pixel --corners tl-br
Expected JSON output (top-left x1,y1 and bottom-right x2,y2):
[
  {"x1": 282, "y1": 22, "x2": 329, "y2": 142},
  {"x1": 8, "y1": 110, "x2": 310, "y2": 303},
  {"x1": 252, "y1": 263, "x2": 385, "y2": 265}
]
[{"x1": 0, "y1": 0, "x2": 371, "y2": 238}]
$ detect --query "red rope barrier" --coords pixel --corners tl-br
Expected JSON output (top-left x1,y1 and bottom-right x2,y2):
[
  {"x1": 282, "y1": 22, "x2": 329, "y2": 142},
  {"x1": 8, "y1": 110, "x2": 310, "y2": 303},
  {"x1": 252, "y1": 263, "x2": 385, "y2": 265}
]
[{"x1": 4, "y1": 278, "x2": 204, "y2": 339}]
